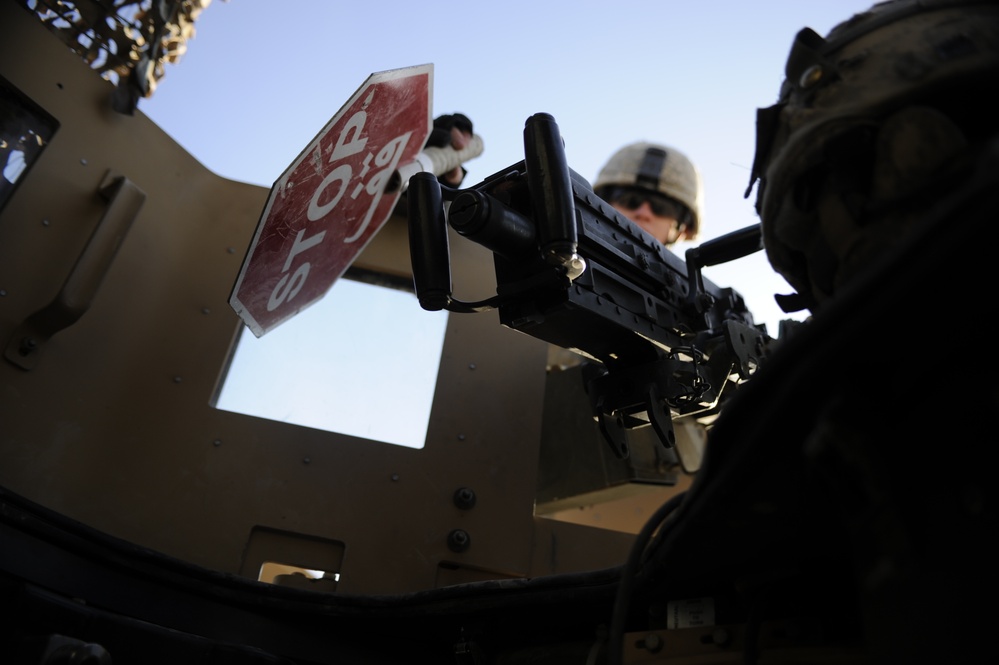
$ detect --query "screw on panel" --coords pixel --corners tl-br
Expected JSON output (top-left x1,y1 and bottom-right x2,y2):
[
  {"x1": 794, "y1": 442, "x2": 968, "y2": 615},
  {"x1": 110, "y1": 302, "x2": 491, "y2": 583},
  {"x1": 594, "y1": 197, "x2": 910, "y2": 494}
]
[
  {"x1": 213, "y1": 439, "x2": 222, "y2": 447},
  {"x1": 711, "y1": 627, "x2": 731, "y2": 647},
  {"x1": 468, "y1": 363, "x2": 476, "y2": 370},
  {"x1": 457, "y1": 433, "x2": 466, "y2": 441},
  {"x1": 391, "y1": 474, "x2": 400, "y2": 482},
  {"x1": 173, "y1": 376, "x2": 182, "y2": 383},
  {"x1": 447, "y1": 529, "x2": 471, "y2": 553},
  {"x1": 18, "y1": 337, "x2": 38, "y2": 356},
  {"x1": 637, "y1": 633, "x2": 663, "y2": 654},
  {"x1": 453, "y1": 487, "x2": 476, "y2": 510}
]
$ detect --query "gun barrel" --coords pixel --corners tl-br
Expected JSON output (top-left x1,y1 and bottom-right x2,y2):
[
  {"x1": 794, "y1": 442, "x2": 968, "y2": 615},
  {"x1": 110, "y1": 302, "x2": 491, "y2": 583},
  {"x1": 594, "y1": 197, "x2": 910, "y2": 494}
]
[{"x1": 449, "y1": 189, "x2": 537, "y2": 260}]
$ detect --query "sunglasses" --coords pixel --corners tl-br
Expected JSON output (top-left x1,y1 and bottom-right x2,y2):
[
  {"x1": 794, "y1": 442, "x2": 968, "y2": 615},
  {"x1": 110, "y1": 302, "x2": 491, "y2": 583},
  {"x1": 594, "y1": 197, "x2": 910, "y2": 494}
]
[{"x1": 606, "y1": 187, "x2": 682, "y2": 219}]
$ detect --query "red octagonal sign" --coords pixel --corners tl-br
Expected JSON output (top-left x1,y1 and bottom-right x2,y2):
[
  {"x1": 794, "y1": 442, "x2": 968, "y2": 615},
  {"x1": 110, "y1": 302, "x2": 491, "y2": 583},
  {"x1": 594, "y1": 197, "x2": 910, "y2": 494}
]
[{"x1": 229, "y1": 64, "x2": 433, "y2": 337}]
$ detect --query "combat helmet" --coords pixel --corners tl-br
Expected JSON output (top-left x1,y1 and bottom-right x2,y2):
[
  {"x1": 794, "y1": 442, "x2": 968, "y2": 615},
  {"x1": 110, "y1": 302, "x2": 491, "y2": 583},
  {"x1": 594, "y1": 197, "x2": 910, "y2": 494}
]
[
  {"x1": 747, "y1": 0, "x2": 999, "y2": 311},
  {"x1": 594, "y1": 142, "x2": 703, "y2": 240}
]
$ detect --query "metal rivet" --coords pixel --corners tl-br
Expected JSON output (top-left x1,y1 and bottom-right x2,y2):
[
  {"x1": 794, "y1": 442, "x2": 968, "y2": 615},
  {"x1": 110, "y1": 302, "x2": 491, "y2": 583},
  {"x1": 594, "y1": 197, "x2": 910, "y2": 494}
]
[
  {"x1": 447, "y1": 529, "x2": 471, "y2": 553},
  {"x1": 19, "y1": 337, "x2": 37, "y2": 355},
  {"x1": 391, "y1": 474, "x2": 400, "y2": 482},
  {"x1": 457, "y1": 433, "x2": 466, "y2": 441},
  {"x1": 226, "y1": 247, "x2": 236, "y2": 254},
  {"x1": 201, "y1": 308, "x2": 211, "y2": 315},
  {"x1": 303, "y1": 457, "x2": 311, "y2": 465},
  {"x1": 173, "y1": 376, "x2": 182, "y2": 383},
  {"x1": 213, "y1": 439, "x2": 222, "y2": 447},
  {"x1": 42, "y1": 219, "x2": 50, "y2": 226},
  {"x1": 642, "y1": 634, "x2": 663, "y2": 653},
  {"x1": 0, "y1": 289, "x2": 7, "y2": 296},
  {"x1": 468, "y1": 363, "x2": 476, "y2": 370},
  {"x1": 80, "y1": 158, "x2": 87, "y2": 165},
  {"x1": 453, "y1": 487, "x2": 477, "y2": 509}
]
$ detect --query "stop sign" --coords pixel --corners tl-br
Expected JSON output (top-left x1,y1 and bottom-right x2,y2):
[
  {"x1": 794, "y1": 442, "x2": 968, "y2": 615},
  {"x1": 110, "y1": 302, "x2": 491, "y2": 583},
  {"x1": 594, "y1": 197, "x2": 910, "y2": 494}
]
[{"x1": 229, "y1": 64, "x2": 433, "y2": 337}]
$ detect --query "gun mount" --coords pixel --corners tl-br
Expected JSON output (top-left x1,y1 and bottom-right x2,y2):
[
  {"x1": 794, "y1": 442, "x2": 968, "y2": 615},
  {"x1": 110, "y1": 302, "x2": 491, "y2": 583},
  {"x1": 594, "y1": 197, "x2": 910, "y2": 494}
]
[{"x1": 408, "y1": 113, "x2": 774, "y2": 460}]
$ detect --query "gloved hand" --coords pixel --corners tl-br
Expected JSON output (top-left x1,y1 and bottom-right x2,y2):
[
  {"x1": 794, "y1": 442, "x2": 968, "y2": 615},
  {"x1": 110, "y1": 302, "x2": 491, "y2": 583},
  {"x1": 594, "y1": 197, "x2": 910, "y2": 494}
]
[
  {"x1": 425, "y1": 114, "x2": 474, "y2": 149},
  {"x1": 425, "y1": 113, "x2": 475, "y2": 186}
]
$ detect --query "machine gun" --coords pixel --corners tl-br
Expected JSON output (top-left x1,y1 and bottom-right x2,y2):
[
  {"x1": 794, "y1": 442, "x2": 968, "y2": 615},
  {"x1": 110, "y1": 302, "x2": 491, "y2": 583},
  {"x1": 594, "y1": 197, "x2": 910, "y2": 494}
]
[{"x1": 407, "y1": 113, "x2": 773, "y2": 460}]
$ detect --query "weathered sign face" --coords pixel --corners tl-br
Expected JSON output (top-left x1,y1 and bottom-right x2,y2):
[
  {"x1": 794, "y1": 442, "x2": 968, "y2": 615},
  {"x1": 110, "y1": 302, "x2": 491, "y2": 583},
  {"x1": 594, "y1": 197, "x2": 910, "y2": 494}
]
[{"x1": 230, "y1": 64, "x2": 433, "y2": 337}]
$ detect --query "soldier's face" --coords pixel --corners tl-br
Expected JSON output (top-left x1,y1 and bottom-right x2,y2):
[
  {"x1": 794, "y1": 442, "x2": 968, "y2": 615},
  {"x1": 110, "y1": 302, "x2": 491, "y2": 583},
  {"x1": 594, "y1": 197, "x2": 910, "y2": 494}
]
[{"x1": 611, "y1": 199, "x2": 683, "y2": 246}]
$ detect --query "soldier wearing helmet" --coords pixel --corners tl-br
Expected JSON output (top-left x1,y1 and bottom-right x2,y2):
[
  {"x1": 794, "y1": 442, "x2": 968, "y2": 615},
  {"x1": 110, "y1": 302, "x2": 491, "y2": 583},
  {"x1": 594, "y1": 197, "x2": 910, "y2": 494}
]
[
  {"x1": 685, "y1": 1, "x2": 999, "y2": 662},
  {"x1": 593, "y1": 142, "x2": 703, "y2": 246},
  {"x1": 747, "y1": 0, "x2": 999, "y2": 312}
]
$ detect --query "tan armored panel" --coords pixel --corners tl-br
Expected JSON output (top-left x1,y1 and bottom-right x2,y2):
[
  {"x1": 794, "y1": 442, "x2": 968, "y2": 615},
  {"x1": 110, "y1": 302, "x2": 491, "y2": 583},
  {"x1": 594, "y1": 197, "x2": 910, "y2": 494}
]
[{"x1": 0, "y1": 2, "x2": 671, "y2": 594}]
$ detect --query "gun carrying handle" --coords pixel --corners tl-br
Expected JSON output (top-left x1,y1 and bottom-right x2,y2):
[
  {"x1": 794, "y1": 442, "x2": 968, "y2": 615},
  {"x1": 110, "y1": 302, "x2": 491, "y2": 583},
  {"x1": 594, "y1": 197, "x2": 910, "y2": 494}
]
[
  {"x1": 685, "y1": 224, "x2": 763, "y2": 311},
  {"x1": 4, "y1": 171, "x2": 146, "y2": 370},
  {"x1": 690, "y1": 224, "x2": 763, "y2": 269}
]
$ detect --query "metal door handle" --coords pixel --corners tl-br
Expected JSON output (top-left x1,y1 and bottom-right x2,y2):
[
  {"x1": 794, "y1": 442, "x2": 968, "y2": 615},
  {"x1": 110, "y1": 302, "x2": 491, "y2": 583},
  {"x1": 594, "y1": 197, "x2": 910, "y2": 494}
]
[{"x1": 4, "y1": 170, "x2": 146, "y2": 370}]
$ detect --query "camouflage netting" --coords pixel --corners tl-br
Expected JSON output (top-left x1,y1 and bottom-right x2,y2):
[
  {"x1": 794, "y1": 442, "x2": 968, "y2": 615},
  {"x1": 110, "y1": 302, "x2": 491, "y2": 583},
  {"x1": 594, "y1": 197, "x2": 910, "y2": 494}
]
[{"x1": 17, "y1": 0, "x2": 216, "y2": 113}]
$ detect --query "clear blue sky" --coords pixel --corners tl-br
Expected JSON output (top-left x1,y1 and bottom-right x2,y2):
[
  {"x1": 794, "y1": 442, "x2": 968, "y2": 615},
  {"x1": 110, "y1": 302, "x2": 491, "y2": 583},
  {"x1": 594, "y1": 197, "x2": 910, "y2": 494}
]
[{"x1": 139, "y1": 0, "x2": 879, "y2": 445}]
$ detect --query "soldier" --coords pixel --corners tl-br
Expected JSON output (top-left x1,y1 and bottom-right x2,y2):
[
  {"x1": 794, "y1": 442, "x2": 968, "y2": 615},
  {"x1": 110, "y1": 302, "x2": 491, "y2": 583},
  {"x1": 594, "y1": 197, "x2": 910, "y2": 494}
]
[
  {"x1": 749, "y1": 0, "x2": 999, "y2": 315},
  {"x1": 630, "y1": 1, "x2": 999, "y2": 663},
  {"x1": 593, "y1": 141, "x2": 703, "y2": 247}
]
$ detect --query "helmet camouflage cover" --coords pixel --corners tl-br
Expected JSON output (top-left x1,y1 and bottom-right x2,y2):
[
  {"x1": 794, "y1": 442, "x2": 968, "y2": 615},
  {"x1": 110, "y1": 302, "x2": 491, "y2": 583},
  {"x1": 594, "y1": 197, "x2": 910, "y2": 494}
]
[
  {"x1": 594, "y1": 142, "x2": 704, "y2": 240},
  {"x1": 747, "y1": 0, "x2": 999, "y2": 311}
]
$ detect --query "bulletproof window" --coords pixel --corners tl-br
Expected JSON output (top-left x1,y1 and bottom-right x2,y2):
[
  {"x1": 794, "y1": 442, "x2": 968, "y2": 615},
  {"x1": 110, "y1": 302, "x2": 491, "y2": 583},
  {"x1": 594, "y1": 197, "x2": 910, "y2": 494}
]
[
  {"x1": 1, "y1": 76, "x2": 59, "y2": 213},
  {"x1": 213, "y1": 269, "x2": 448, "y2": 450}
]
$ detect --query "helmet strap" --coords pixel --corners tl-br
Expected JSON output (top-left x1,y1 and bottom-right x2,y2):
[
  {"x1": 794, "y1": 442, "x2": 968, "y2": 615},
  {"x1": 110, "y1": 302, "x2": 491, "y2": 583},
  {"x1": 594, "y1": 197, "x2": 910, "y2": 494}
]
[{"x1": 636, "y1": 147, "x2": 667, "y2": 191}]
